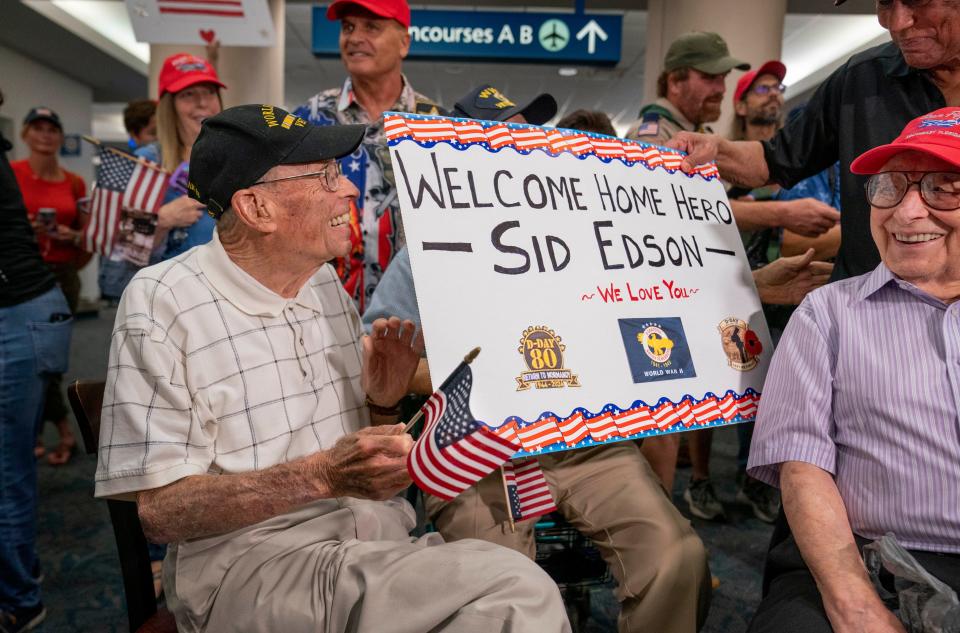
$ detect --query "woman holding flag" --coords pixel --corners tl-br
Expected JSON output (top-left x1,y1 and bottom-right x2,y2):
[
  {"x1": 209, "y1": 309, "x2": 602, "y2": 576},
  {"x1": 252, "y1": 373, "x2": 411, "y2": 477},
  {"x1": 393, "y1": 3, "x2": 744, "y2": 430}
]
[{"x1": 98, "y1": 52, "x2": 224, "y2": 301}]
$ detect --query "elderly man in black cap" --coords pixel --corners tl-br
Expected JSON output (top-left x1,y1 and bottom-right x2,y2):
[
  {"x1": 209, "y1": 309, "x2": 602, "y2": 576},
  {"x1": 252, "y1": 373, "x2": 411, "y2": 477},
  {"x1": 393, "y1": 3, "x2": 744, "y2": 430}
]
[
  {"x1": 364, "y1": 86, "x2": 712, "y2": 633},
  {"x1": 94, "y1": 104, "x2": 570, "y2": 633}
]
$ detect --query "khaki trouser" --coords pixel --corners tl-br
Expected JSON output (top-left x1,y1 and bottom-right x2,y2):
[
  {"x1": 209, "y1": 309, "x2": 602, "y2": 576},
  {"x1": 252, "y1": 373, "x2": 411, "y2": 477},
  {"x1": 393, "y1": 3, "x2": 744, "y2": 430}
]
[
  {"x1": 166, "y1": 498, "x2": 571, "y2": 633},
  {"x1": 426, "y1": 442, "x2": 711, "y2": 633}
]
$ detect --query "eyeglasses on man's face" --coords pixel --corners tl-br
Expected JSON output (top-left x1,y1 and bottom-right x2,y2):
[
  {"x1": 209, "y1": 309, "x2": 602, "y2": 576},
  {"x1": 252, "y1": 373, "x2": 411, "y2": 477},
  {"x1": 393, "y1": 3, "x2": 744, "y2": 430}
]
[
  {"x1": 751, "y1": 83, "x2": 786, "y2": 97},
  {"x1": 251, "y1": 161, "x2": 342, "y2": 193},
  {"x1": 866, "y1": 171, "x2": 960, "y2": 211}
]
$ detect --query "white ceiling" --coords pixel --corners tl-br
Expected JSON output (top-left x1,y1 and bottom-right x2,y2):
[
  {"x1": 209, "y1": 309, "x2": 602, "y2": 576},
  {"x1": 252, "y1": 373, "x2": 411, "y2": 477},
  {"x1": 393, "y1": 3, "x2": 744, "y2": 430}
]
[
  {"x1": 40, "y1": 0, "x2": 887, "y2": 138},
  {"x1": 284, "y1": 6, "x2": 888, "y2": 133}
]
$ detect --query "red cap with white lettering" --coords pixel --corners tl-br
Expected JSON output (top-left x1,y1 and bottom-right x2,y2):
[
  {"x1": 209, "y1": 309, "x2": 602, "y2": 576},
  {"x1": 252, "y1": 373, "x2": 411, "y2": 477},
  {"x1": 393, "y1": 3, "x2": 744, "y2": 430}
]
[
  {"x1": 851, "y1": 107, "x2": 960, "y2": 174},
  {"x1": 157, "y1": 53, "x2": 225, "y2": 97}
]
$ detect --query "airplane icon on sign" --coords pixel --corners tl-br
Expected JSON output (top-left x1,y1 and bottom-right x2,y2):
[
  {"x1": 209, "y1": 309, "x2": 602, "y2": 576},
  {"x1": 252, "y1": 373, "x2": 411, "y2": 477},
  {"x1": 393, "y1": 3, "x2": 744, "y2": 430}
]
[
  {"x1": 542, "y1": 23, "x2": 567, "y2": 46},
  {"x1": 538, "y1": 19, "x2": 570, "y2": 52}
]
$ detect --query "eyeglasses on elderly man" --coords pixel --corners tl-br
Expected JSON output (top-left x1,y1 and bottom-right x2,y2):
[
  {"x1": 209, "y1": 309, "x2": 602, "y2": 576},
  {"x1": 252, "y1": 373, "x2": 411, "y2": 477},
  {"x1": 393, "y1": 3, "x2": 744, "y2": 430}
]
[
  {"x1": 865, "y1": 171, "x2": 960, "y2": 211},
  {"x1": 746, "y1": 106, "x2": 960, "y2": 633},
  {"x1": 252, "y1": 160, "x2": 343, "y2": 193}
]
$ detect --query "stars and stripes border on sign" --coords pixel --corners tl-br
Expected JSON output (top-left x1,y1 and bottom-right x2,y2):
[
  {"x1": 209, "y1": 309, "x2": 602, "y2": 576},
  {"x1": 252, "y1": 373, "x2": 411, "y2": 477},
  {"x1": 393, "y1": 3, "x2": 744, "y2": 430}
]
[
  {"x1": 383, "y1": 113, "x2": 711, "y2": 180},
  {"x1": 505, "y1": 390, "x2": 762, "y2": 456}
]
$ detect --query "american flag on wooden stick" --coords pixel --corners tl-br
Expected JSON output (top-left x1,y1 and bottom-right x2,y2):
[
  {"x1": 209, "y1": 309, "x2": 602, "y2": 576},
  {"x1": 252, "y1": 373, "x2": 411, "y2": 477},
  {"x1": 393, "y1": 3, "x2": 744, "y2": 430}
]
[
  {"x1": 407, "y1": 350, "x2": 519, "y2": 501},
  {"x1": 503, "y1": 457, "x2": 557, "y2": 522},
  {"x1": 83, "y1": 145, "x2": 168, "y2": 256}
]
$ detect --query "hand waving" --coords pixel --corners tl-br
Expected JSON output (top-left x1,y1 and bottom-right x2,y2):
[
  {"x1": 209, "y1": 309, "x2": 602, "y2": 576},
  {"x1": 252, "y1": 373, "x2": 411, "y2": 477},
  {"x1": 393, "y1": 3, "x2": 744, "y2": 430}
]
[{"x1": 362, "y1": 317, "x2": 425, "y2": 408}]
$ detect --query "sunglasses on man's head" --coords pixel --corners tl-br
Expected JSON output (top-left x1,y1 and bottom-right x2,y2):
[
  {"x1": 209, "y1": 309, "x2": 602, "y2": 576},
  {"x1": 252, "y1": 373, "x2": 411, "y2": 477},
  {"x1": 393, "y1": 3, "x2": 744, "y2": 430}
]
[{"x1": 866, "y1": 171, "x2": 960, "y2": 211}]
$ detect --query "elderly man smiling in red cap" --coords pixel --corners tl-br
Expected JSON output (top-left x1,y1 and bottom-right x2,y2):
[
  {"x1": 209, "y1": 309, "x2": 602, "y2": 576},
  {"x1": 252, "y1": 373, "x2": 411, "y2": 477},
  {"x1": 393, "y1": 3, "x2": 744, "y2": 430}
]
[
  {"x1": 746, "y1": 107, "x2": 960, "y2": 633},
  {"x1": 294, "y1": 0, "x2": 441, "y2": 313}
]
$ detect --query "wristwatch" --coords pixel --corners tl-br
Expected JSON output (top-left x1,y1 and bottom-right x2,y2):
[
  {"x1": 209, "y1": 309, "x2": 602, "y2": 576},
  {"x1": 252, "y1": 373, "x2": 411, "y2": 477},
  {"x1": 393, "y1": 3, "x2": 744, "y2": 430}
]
[{"x1": 365, "y1": 395, "x2": 400, "y2": 416}]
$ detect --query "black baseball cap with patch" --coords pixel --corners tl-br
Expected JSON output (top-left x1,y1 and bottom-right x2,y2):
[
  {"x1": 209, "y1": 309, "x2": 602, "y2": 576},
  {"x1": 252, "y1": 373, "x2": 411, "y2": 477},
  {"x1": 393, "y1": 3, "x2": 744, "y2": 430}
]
[
  {"x1": 23, "y1": 107, "x2": 63, "y2": 131},
  {"x1": 188, "y1": 104, "x2": 365, "y2": 218},
  {"x1": 451, "y1": 84, "x2": 558, "y2": 125}
]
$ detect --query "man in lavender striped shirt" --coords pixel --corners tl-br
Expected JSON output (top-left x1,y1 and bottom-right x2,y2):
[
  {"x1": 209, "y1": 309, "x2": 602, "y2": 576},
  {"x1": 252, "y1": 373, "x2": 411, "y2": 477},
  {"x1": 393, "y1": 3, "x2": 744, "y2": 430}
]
[{"x1": 747, "y1": 108, "x2": 960, "y2": 633}]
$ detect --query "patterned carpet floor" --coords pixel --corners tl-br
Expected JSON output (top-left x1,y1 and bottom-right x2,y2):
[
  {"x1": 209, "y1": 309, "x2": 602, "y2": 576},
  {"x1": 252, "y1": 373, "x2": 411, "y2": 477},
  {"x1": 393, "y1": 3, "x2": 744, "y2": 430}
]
[{"x1": 32, "y1": 306, "x2": 773, "y2": 632}]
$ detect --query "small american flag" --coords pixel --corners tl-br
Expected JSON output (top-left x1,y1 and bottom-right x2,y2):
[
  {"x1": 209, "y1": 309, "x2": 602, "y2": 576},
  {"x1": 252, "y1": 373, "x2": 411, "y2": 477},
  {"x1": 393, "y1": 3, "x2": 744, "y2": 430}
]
[
  {"x1": 407, "y1": 361, "x2": 519, "y2": 501},
  {"x1": 503, "y1": 457, "x2": 557, "y2": 522},
  {"x1": 83, "y1": 146, "x2": 168, "y2": 256},
  {"x1": 157, "y1": 0, "x2": 245, "y2": 18}
]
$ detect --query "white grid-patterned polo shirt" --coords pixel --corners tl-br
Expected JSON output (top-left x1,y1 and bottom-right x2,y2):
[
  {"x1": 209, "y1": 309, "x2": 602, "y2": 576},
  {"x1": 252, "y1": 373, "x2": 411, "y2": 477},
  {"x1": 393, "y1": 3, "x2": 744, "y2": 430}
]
[{"x1": 95, "y1": 231, "x2": 369, "y2": 499}]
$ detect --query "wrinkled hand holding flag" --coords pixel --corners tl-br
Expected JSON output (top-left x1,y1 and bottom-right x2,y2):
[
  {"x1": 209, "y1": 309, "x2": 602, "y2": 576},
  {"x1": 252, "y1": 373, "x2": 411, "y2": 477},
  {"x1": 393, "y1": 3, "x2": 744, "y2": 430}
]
[{"x1": 406, "y1": 350, "x2": 558, "y2": 521}]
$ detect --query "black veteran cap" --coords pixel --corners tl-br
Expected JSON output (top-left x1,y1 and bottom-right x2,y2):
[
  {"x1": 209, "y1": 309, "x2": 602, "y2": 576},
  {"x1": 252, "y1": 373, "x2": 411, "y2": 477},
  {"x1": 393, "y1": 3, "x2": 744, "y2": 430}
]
[
  {"x1": 452, "y1": 85, "x2": 558, "y2": 126},
  {"x1": 24, "y1": 106, "x2": 63, "y2": 131},
  {"x1": 188, "y1": 104, "x2": 365, "y2": 218}
]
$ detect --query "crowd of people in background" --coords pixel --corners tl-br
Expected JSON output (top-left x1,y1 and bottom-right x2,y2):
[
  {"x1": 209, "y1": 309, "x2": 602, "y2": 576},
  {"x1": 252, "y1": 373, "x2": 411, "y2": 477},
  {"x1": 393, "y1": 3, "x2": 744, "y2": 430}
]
[{"x1": 1, "y1": 0, "x2": 958, "y2": 631}]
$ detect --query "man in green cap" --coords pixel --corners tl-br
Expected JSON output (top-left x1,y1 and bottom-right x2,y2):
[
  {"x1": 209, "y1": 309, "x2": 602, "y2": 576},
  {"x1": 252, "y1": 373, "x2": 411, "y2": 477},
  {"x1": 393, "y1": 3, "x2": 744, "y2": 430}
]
[
  {"x1": 628, "y1": 31, "x2": 749, "y2": 516},
  {"x1": 627, "y1": 31, "x2": 749, "y2": 144},
  {"x1": 628, "y1": 32, "x2": 841, "y2": 524}
]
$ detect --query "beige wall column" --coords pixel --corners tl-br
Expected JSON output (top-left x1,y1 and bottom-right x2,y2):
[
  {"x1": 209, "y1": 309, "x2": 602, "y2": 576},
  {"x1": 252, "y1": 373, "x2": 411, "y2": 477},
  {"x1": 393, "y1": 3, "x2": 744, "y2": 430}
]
[
  {"x1": 642, "y1": 0, "x2": 787, "y2": 136},
  {"x1": 148, "y1": 0, "x2": 285, "y2": 107}
]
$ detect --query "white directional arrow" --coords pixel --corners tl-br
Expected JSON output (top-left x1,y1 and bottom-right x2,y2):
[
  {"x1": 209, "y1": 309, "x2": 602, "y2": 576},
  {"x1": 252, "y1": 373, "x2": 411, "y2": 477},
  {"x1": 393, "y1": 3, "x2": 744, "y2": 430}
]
[{"x1": 575, "y1": 20, "x2": 608, "y2": 55}]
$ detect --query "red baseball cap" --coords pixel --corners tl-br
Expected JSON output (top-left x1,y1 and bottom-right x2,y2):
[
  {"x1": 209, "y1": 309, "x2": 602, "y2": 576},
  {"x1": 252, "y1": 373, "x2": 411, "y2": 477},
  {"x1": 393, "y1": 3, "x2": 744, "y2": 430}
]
[
  {"x1": 326, "y1": 0, "x2": 411, "y2": 28},
  {"x1": 851, "y1": 107, "x2": 960, "y2": 174},
  {"x1": 733, "y1": 60, "x2": 787, "y2": 103},
  {"x1": 158, "y1": 53, "x2": 225, "y2": 97}
]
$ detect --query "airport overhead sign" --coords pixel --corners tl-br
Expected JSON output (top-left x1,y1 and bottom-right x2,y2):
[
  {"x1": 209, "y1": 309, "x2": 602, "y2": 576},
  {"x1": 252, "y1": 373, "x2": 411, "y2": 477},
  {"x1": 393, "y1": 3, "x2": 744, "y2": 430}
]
[{"x1": 312, "y1": 7, "x2": 622, "y2": 65}]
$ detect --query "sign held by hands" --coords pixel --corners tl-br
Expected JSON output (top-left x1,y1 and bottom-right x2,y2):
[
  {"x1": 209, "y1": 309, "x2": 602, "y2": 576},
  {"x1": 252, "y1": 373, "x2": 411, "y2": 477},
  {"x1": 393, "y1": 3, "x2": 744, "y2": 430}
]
[{"x1": 387, "y1": 113, "x2": 772, "y2": 458}]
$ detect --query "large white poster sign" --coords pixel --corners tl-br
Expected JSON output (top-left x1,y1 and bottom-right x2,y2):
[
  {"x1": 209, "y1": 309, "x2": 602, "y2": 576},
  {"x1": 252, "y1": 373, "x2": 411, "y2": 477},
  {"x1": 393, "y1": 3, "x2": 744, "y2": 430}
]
[
  {"x1": 125, "y1": 0, "x2": 275, "y2": 46},
  {"x1": 386, "y1": 113, "x2": 772, "y2": 458}
]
